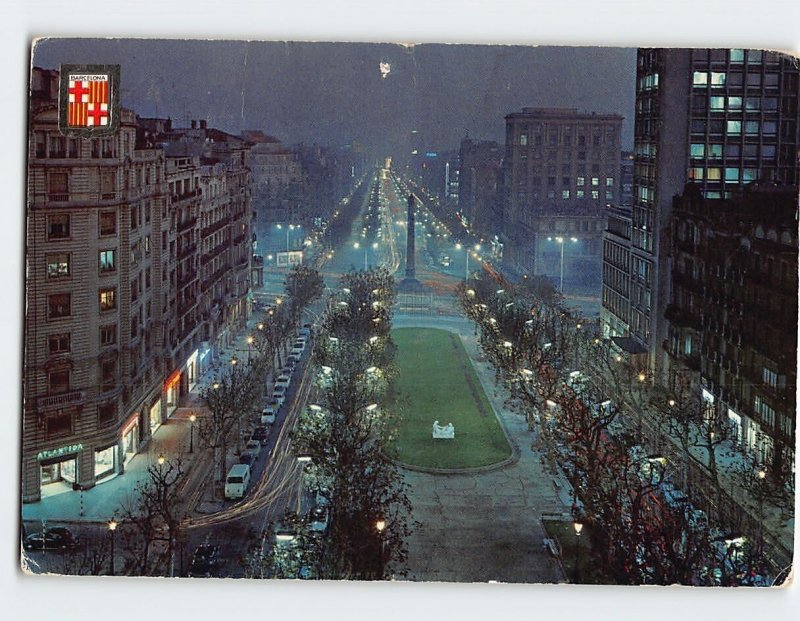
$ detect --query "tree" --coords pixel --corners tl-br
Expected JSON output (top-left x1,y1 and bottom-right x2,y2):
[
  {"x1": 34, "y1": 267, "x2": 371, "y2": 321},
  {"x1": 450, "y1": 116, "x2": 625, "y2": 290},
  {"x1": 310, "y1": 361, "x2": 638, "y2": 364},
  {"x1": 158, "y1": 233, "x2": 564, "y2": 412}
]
[
  {"x1": 198, "y1": 363, "x2": 263, "y2": 482},
  {"x1": 118, "y1": 456, "x2": 188, "y2": 576},
  {"x1": 285, "y1": 264, "x2": 324, "y2": 323}
]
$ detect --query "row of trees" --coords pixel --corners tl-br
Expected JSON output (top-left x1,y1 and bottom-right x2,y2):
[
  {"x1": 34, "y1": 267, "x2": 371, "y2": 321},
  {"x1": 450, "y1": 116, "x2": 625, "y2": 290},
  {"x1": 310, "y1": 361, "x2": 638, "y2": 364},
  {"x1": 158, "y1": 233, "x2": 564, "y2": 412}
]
[
  {"x1": 267, "y1": 268, "x2": 413, "y2": 579},
  {"x1": 103, "y1": 265, "x2": 324, "y2": 576},
  {"x1": 456, "y1": 274, "x2": 781, "y2": 585}
]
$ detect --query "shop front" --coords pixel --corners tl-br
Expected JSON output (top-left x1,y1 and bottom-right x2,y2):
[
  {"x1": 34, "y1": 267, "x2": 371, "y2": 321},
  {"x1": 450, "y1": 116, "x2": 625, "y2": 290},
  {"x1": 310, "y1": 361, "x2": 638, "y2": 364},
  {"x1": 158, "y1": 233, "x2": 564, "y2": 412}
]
[
  {"x1": 165, "y1": 369, "x2": 181, "y2": 419},
  {"x1": 38, "y1": 444, "x2": 82, "y2": 490},
  {"x1": 94, "y1": 443, "x2": 118, "y2": 482},
  {"x1": 122, "y1": 412, "x2": 141, "y2": 466},
  {"x1": 185, "y1": 350, "x2": 199, "y2": 393}
]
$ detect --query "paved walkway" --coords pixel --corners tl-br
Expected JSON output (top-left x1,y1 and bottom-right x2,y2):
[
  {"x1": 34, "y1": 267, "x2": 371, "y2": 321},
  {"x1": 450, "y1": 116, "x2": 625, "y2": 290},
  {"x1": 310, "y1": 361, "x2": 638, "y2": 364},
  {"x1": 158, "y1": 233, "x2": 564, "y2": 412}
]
[{"x1": 393, "y1": 315, "x2": 570, "y2": 583}]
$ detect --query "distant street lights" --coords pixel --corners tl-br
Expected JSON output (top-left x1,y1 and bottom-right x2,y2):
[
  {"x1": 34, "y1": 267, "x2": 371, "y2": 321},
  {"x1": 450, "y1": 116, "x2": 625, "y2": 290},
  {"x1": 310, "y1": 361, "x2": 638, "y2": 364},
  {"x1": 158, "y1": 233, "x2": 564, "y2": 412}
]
[
  {"x1": 455, "y1": 242, "x2": 481, "y2": 281},
  {"x1": 276, "y1": 223, "x2": 300, "y2": 254},
  {"x1": 547, "y1": 236, "x2": 578, "y2": 292},
  {"x1": 354, "y1": 241, "x2": 379, "y2": 270}
]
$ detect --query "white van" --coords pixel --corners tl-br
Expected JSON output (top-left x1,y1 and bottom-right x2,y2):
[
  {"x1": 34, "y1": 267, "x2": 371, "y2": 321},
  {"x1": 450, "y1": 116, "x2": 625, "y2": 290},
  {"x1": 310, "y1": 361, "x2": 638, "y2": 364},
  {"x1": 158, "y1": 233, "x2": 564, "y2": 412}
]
[{"x1": 224, "y1": 464, "x2": 251, "y2": 500}]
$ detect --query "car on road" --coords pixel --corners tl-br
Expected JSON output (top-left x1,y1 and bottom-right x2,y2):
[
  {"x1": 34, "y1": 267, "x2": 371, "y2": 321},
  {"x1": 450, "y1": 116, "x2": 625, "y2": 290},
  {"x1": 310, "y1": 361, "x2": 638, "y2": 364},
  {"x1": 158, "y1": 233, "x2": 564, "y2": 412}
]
[
  {"x1": 283, "y1": 358, "x2": 297, "y2": 372},
  {"x1": 291, "y1": 341, "x2": 305, "y2": 355},
  {"x1": 23, "y1": 526, "x2": 80, "y2": 551},
  {"x1": 298, "y1": 325, "x2": 312, "y2": 339},
  {"x1": 188, "y1": 544, "x2": 220, "y2": 578},
  {"x1": 251, "y1": 426, "x2": 269, "y2": 445},
  {"x1": 275, "y1": 374, "x2": 291, "y2": 390},
  {"x1": 272, "y1": 385, "x2": 287, "y2": 406},
  {"x1": 261, "y1": 404, "x2": 278, "y2": 425},
  {"x1": 307, "y1": 506, "x2": 330, "y2": 535},
  {"x1": 239, "y1": 452, "x2": 255, "y2": 466},
  {"x1": 244, "y1": 439, "x2": 262, "y2": 459},
  {"x1": 288, "y1": 350, "x2": 302, "y2": 363}
]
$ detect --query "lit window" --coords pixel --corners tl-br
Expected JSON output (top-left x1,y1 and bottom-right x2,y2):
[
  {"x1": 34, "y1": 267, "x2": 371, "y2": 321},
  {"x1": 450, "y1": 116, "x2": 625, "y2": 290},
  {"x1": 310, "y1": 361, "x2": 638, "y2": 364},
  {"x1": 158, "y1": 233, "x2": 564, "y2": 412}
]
[
  {"x1": 708, "y1": 144, "x2": 723, "y2": 159},
  {"x1": 742, "y1": 168, "x2": 758, "y2": 182},
  {"x1": 726, "y1": 120, "x2": 741, "y2": 135},
  {"x1": 99, "y1": 288, "x2": 117, "y2": 312},
  {"x1": 727, "y1": 96, "x2": 742, "y2": 110},
  {"x1": 576, "y1": 176, "x2": 585, "y2": 186},
  {"x1": 46, "y1": 253, "x2": 70, "y2": 278},
  {"x1": 689, "y1": 167, "x2": 704, "y2": 180},
  {"x1": 576, "y1": 190, "x2": 585, "y2": 199},
  {"x1": 706, "y1": 168, "x2": 722, "y2": 181},
  {"x1": 710, "y1": 72, "x2": 726, "y2": 86},
  {"x1": 519, "y1": 134, "x2": 527, "y2": 146},
  {"x1": 99, "y1": 249, "x2": 116, "y2": 273},
  {"x1": 562, "y1": 190, "x2": 570, "y2": 200},
  {"x1": 690, "y1": 144, "x2": 705, "y2": 158},
  {"x1": 710, "y1": 96, "x2": 725, "y2": 110},
  {"x1": 591, "y1": 177, "x2": 599, "y2": 186},
  {"x1": 730, "y1": 49, "x2": 744, "y2": 63},
  {"x1": 605, "y1": 177, "x2": 614, "y2": 187},
  {"x1": 692, "y1": 71, "x2": 708, "y2": 86},
  {"x1": 724, "y1": 168, "x2": 740, "y2": 182},
  {"x1": 591, "y1": 190, "x2": 599, "y2": 200}
]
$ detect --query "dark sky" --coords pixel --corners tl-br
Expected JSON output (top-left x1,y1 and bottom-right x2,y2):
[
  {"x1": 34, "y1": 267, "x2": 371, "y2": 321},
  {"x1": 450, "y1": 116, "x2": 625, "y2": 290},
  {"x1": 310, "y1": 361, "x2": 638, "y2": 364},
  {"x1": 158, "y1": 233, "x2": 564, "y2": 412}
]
[{"x1": 33, "y1": 39, "x2": 636, "y2": 158}]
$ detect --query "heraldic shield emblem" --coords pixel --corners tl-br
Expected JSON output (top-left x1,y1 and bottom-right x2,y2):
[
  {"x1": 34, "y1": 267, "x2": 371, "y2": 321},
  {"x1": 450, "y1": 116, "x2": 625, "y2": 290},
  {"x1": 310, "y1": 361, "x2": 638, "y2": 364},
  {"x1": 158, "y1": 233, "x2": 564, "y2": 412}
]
[{"x1": 57, "y1": 64, "x2": 120, "y2": 137}]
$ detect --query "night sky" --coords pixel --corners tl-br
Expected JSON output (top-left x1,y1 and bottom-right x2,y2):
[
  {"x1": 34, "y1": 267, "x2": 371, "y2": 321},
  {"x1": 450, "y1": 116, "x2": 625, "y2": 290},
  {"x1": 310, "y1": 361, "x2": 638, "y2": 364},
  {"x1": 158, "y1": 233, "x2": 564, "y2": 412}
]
[{"x1": 33, "y1": 39, "x2": 636, "y2": 159}]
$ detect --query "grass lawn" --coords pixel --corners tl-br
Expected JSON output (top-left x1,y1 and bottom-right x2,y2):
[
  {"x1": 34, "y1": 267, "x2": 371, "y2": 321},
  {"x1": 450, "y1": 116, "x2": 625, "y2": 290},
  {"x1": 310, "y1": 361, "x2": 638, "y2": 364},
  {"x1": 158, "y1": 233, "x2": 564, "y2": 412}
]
[{"x1": 387, "y1": 327, "x2": 511, "y2": 469}]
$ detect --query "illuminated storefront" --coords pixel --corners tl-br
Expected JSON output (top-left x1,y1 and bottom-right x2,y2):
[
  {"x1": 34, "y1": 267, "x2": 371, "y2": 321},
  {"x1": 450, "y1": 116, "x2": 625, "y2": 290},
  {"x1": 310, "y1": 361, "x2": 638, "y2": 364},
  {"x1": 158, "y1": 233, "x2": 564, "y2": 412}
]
[
  {"x1": 38, "y1": 444, "x2": 81, "y2": 488},
  {"x1": 186, "y1": 350, "x2": 198, "y2": 392},
  {"x1": 94, "y1": 444, "x2": 117, "y2": 481},
  {"x1": 164, "y1": 370, "x2": 180, "y2": 419},
  {"x1": 122, "y1": 413, "x2": 140, "y2": 466}
]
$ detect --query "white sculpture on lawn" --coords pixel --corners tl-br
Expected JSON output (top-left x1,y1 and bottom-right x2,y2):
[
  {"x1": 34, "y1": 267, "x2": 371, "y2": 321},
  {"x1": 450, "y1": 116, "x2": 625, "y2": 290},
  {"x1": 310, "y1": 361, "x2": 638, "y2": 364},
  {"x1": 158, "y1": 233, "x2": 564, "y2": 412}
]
[{"x1": 432, "y1": 420, "x2": 455, "y2": 439}]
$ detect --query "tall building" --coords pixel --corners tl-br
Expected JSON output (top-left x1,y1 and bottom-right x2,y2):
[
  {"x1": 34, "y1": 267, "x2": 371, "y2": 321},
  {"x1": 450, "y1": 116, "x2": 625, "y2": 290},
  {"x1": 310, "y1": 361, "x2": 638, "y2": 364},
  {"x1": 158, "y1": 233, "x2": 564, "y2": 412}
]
[
  {"x1": 500, "y1": 107, "x2": 622, "y2": 283},
  {"x1": 457, "y1": 136, "x2": 502, "y2": 240},
  {"x1": 601, "y1": 48, "x2": 800, "y2": 375},
  {"x1": 24, "y1": 70, "x2": 252, "y2": 504},
  {"x1": 667, "y1": 184, "x2": 797, "y2": 477}
]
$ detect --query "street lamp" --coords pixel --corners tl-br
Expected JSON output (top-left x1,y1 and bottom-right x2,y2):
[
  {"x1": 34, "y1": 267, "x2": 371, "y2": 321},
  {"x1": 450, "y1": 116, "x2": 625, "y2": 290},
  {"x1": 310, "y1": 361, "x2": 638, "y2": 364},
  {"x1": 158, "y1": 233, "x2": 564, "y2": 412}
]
[
  {"x1": 573, "y1": 521, "x2": 583, "y2": 583},
  {"x1": 189, "y1": 413, "x2": 197, "y2": 454},
  {"x1": 246, "y1": 335, "x2": 254, "y2": 365},
  {"x1": 547, "y1": 236, "x2": 578, "y2": 292},
  {"x1": 277, "y1": 223, "x2": 299, "y2": 253},
  {"x1": 376, "y1": 519, "x2": 387, "y2": 579},
  {"x1": 108, "y1": 519, "x2": 118, "y2": 576}
]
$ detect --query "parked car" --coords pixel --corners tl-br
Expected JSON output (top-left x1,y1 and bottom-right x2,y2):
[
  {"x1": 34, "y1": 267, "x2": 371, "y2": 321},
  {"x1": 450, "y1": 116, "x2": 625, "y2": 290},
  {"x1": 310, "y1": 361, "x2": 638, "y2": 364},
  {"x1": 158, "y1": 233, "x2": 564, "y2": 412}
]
[
  {"x1": 291, "y1": 341, "x2": 305, "y2": 356},
  {"x1": 307, "y1": 506, "x2": 330, "y2": 535},
  {"x1": 23, "y1": 526, "x2": 79, "y2": 551},
  {"x1": 283, "y1": 358, "x2": 297, "y2": 372},
  {"x1": 275, "y1": 374, "x2": 291, "y2": 390},
  {"x1": 244, "y1": 439, "x2": 262, "y2": 459},
  {"x1": 188, "y1": 544, "x2": 220, "y2": 577},
  {"x1": 261, "y1": 405, "x2": 277, "y2": 425},
  {"x1": 272, "y1": 385, "x2": 287, "y2": 406},
  {"x1": 239, "y1": 452, "x2": 255, "y2": 466},
  {"x1": 298, "y1": 325, "x2": 312, "y2": 339},
  {"x1": 288, "y1": 351, "x2": 302, "y2": 363},
  {"x1": 252, "y1": 426, "x2": 269, "y2": 445}
]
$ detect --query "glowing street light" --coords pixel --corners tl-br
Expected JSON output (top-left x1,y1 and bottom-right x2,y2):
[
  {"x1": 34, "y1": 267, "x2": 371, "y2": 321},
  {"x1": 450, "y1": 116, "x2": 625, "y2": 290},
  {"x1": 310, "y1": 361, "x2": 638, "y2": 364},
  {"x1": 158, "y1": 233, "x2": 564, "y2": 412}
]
[
  {"x1": 189, "y1": 413, "x2": 197, "y2": 453},
  {"x1": 108, "y1": 519, "x2": 118, "y2": 576},
  {"x1": 547, "y1": 235, "x2": 579, "y2": 292}
]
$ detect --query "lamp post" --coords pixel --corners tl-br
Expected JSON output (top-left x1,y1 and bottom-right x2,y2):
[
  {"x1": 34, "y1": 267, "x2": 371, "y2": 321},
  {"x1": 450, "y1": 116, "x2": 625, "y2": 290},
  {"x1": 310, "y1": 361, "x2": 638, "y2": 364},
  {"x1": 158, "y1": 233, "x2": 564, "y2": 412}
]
[
  {"x1": 277, "y1": 223, "x2": 298, "y2": 253},
  {"x1": 456, "y1": 243, "x2": 480, "y2": 281},
  {"x1": 108, "y1": 519, "x2": 118, "y2": 576},
  {"x1": 246, "y1": 335, "x2": 254, "y2": 365},
  {"x1": 547, "y1": 236, "x2": 578, "y2": 292},
  {"x1": 376, "y1": 518, "x2": 386, "y2": 579},
  {"x1": 573, "y1": 521, "x2": 583, "y2": 583},
  {"x1": 189, "y1": 413, "x2": 197, "y2": 454}
]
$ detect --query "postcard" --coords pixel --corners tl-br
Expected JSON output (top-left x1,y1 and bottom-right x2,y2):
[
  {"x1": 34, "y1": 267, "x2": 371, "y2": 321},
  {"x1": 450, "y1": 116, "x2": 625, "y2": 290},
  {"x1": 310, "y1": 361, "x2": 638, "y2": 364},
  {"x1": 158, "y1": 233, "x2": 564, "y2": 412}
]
[{"x1": 22, "y1": 38, "x2": 796, "y2": 586}]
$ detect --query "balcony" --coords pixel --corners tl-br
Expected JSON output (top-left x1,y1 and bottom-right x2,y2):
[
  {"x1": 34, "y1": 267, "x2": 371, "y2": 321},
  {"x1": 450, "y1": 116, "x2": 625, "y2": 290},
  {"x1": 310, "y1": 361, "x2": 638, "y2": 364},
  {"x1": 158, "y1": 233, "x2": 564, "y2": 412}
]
[
  {"x1": 37, "y1": 390, "x2": 84, "y2": 411},
  {"x1": 177, "y1": 216, "x2": 198, "y2": 233}
]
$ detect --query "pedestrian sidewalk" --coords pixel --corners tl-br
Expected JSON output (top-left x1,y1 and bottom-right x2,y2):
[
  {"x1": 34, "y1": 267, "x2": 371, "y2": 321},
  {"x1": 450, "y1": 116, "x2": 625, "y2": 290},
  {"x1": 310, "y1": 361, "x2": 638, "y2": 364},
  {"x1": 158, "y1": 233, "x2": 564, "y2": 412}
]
[{"x1": 22, "y1": 314, "x2": 272, "y2": 527}]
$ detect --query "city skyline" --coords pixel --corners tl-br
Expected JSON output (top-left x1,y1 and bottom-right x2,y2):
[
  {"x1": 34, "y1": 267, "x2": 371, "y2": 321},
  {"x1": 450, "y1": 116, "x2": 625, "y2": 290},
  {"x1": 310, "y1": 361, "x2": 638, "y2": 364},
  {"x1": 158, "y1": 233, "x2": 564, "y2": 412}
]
[{"x1": 32, "y1": 39, "x2": 637, "y2": 158}]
